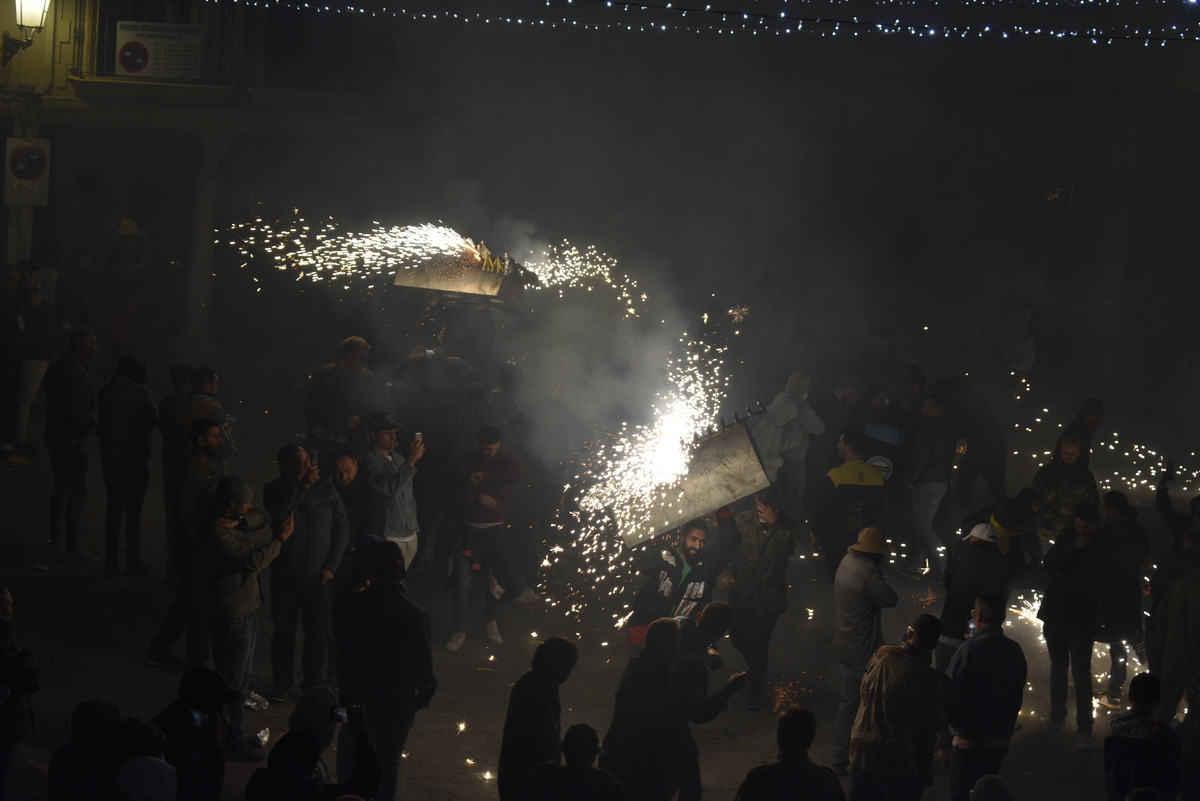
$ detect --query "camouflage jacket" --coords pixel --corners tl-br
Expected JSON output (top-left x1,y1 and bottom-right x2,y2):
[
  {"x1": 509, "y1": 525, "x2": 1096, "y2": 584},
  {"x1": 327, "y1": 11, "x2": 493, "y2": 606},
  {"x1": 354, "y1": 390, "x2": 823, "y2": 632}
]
[
  {"x1": 1031, "y1": 460, "x2": 1099, "y2": 542},
  {"x1": 718, "y1": 510, "x2": 801, "y2": 617}
]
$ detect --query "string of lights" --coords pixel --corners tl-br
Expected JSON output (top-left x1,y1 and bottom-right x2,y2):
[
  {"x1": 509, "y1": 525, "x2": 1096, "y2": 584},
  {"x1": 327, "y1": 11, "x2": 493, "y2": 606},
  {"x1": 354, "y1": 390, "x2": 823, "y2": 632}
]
[{"x1": 207, "y1": 0, "x2": 1200, "y2": 44}]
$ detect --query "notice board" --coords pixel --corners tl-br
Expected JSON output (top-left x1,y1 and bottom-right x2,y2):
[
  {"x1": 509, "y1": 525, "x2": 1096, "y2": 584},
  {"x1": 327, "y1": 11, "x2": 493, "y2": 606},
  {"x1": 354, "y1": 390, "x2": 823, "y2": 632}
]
[{"x1": 115, "y1": 21, "x2": 201, "y2": 79}]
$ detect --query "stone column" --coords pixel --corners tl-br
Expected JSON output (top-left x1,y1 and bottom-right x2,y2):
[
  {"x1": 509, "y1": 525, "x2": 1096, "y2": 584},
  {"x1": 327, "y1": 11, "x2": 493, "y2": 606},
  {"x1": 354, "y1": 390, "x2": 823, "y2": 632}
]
[{"x1": 177, "y1": 133, "x2": 232, "y2": 362}]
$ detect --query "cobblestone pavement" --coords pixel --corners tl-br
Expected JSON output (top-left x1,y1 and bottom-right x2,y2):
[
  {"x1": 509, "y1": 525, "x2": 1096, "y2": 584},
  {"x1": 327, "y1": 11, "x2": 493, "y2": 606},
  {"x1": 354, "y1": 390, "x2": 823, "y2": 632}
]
[{"x1": 0, "y1": 420, "x2": 1163, "y2": 801}]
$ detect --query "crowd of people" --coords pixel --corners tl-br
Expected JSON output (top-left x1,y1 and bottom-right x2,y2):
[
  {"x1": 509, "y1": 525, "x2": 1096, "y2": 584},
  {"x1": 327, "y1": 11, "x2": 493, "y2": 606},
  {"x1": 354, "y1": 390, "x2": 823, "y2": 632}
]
[{"x1": 1, "y1": 277, "x2": 1199, "y2": 801}]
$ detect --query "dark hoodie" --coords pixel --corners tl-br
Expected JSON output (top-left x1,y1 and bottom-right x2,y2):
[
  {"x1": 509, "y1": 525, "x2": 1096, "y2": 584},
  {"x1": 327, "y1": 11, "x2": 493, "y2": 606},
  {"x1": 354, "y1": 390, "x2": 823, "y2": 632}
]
[{"x1": 47, "y1": 701, "x2": 121, "y2": 801}]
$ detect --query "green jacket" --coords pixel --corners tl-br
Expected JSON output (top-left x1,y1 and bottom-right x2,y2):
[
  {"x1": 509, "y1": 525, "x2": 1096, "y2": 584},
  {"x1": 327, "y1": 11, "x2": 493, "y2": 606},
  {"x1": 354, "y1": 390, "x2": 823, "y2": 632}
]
[
  {"x1": 197, "y1": 510, "x2": 280, "y2": 618},
  {"x1": 718, "y1": 510, "x2": 800, "y2": 616},
  {"x1": 1156, "y1": 567, "x2": 1200, "y2": 684},
  {"x1": 1031, "y1": 460, "x2": 1099, "y2": 542}
]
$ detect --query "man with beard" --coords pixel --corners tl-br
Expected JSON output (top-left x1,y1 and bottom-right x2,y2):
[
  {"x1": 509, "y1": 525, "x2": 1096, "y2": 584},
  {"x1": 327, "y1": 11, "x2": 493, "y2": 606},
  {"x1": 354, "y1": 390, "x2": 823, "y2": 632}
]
[
  {"x1": 1032, "y1": 436, "x2": 1100, "y2": 545},
  {"x1": 625, "y1": 512, "x2": 741, "y2": 658},
  {"x1": 146, "y1": 418, "x2": 225, "y2": 670}
]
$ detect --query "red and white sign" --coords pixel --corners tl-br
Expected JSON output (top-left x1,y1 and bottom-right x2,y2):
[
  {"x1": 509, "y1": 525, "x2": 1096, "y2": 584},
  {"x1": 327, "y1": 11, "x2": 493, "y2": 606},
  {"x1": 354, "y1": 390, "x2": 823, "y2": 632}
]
[
  {"x1": 114, "y1": 21, "x2": 200, "y2": 79},
  {"x1": 5, "y1": 138, "x2": 50, "y2": 207}
]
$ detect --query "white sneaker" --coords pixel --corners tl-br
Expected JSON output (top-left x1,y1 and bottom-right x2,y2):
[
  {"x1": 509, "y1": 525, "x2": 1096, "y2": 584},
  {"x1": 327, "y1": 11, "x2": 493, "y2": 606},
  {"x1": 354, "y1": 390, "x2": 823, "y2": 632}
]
[
  {"x1": 485, "y1": 620, "x2": 503, "y2": 645},
  {"x1": 511, "y1": 587, "x2": 539, "y2": 605},
  {"x1": 445, "y1": 631, "x2": 466, "y2": 652}
]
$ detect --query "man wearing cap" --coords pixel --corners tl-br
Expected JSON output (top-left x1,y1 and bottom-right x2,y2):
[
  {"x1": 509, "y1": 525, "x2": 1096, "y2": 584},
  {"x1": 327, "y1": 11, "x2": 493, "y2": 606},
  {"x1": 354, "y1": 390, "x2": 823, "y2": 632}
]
[
  {"x1": 831, "y1": 527, "x2": 898, "y2": 776},
  {"x1": 717, "y1": 485, "x2": 802, "y2": 710},
  {"x1": 944, "y1": 592, "x2": 1027, "y2": 801},
  {"x1": 196, "y1": 476, "x2": 293, "y2": 761},
  {"x1": 937, "y1": 523, "x2": 1020, "y2": 673},
  {"x1": 358, "y1": 412, "x2": 425, "y2": 570},
  {"x1": 263, "y1": 444, "x2": 349, "y2": 702},
  {"x1": 155, "y1": 666, "x2": 237, "y2": 800},
  {"x1": 848, "y1": 614, "x2": 948, "y2": 801}
]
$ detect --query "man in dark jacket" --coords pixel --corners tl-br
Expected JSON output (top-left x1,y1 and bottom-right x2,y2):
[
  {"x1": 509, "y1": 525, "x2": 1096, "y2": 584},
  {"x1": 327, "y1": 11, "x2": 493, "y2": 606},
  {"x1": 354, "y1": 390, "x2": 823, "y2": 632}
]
[
  {"x1": 146, "y1": 418, "x2": 224, "y2": 670},
  {"x1": 901, "y1": 394, "x2": 958, "y2": 580},
  {"x1": 1104, "y1": 672, "x2": 1183, "y2": 801},
  {"x1": 154, "y1": 667, "x2": 233, "y2": 801},
  {"x1": 813, "y1": 428, "x2": 886, "y2": 579},
  {"x1": 831, "y1": 527, "x2": 898, "y2": 774},
  {"x1": 446, "y1": 425, "x2": 526, "y2": 650},
  {"x1": 1038, "y1": 502, "x2": 1111, "y2": 747},
  {"x1": 196, "y1": 476, "x2": 291, "y2": 761},
  {"x1": 42, "y1": 327, "x2": 100, "y2": 563},
  {"x1": 335, "y1": 540, "x2": 436, "y2": 801},
  {"x1": 626, "y1": 512, "x2": 741, "y2": 656},
  {"x1": 937, "y1": 524, "x2": 1020, "y2": 672},
  {"x1": 98, "y1": 355, "x2": 158, "y2": 575},
  {"x1": 1147, "y1": 528, "x2": 1200, "y2": 679},
  {"x1": 13, "y1": 262, "x2": 59, "y2": 458},
  {"x1": 531, "y1": 724, "x2": 628, "y2": 801},
  {"x1": 498, "y1": 636, "x2": 579, "y2": 801},
  {"x1": 1157, "y1": 459, "x2": 1200, "y2": 550},
  {"x1": 736, "y1": 705, "x2": 845, "y2": 801},
  {"x1": 303, "y1": 336, "x2": 383, "y2": 457},
  {"x1": 717, "y1": 485, "x2": 800, "y2": 710},
  {"x1": 602, "y1": 618, "x2": 681, "y2": 801},
  {"x1": 329, "y1": 449, "x2": 388, "y2": 596},
  {"x1": 245, "y1": 708, "x2": 381, "y2": 801},
  {"x1": 263, "y1": 444, "x2": 349, "y2": 701},
  {"x1": 944, "y1": 592, "x2": 1028, "y2": 801}
]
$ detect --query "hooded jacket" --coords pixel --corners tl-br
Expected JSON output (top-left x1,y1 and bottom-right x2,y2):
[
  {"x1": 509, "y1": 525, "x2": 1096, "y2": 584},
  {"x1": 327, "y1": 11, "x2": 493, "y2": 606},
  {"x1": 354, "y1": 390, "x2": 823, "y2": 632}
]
[
  {"x1": 718, "y1": 509, "x2": 801, "y2": 617},
  {"x1": 263, "y1": 477, "x2": 349, "y2": 579}
]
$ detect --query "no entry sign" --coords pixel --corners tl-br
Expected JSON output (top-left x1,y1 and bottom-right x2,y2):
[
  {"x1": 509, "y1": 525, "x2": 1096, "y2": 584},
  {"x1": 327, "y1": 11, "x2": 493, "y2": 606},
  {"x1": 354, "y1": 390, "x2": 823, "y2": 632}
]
[
  {"x1": 114, "y1": 22, "x2": 200, "y2": 79},
  {"x1": 5, "y1": 139, "x2": 50, "y2": 207}
]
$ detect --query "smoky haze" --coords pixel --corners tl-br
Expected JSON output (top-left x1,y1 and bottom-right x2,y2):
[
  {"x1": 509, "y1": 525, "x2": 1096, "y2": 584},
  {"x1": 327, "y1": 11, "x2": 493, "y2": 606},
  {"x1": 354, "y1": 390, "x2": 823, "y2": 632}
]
[{"x1": 204, "y1": 8, "x2": 1200, "y2": 474}]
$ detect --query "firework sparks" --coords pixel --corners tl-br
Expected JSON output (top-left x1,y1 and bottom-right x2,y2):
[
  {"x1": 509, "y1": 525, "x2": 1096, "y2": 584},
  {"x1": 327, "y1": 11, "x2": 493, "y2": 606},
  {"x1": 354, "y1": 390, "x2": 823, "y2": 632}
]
[
  {"x1": 728, "y1": 305, "x2": 750, "y2": 323},
  {"x1": 525, "y1": 240, "x2": 641, "y2": 317}
]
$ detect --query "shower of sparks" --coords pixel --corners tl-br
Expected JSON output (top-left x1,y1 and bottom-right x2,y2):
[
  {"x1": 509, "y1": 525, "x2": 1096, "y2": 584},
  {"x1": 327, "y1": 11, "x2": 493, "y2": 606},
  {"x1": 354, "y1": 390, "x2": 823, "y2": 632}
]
[
  {"x1": 525, "y1": 240, "x2": 642, "y2": 317},
  {"x1": 728, "y1": 305, "x2": 750, "y2": 323},
  {"x1": 913, "y1": 586, "x2": 940, "y2": 608},
  {"x1": 223, "y1": 214, "x2": 481, "y2": 285},
  {"x1": 773, "y1": 681, "x2": 803, "y2": 713}
]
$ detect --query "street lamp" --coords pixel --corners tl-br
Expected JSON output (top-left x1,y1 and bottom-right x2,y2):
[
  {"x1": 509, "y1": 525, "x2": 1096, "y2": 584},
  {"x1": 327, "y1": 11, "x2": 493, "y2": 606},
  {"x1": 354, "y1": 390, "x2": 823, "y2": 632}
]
[{"x1": 2, "y1": 0, "x2": 51, "y2": 67}]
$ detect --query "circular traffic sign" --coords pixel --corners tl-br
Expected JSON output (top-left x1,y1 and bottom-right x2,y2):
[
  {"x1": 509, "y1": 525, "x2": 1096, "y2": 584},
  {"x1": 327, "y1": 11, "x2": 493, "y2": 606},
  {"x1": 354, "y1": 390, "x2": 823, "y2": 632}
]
[
  {"x1": 8, "y1": 143, "x2": 47, "y2": 181},
  {"x1": 118, "y1": 41, "x2": 149, "y2": 73}
]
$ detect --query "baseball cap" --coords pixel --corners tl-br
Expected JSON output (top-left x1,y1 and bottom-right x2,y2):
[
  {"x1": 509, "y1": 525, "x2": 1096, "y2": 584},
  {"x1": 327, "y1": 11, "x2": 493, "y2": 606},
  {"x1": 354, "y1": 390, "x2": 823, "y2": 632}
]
[
  {"x1": 368, "y1": 412, "x2": 399, "y2": 433},
  {"x1": 965, "y1": 523, "x2": 999, "y2": 543}
]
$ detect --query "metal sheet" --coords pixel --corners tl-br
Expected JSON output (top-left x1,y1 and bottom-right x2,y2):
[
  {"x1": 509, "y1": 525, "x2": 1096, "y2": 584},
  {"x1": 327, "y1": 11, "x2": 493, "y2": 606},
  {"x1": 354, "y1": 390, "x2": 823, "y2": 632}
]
[
  {"x1": 620, "y1": 422, "x2": 771, "y2": 547},
  {"x1": 392, "y1": 263, "x2": 505, "y2": 297}
]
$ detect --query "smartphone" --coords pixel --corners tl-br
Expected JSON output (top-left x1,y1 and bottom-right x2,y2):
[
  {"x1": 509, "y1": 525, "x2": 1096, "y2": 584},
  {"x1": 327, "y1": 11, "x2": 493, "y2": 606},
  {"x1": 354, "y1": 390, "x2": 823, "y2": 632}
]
[
  {"x1": 330, "y1": 705, "x2": 348, "y2": 723},
  {"x1": 967, "y1": 618, "x2": 977, "y2": 636},
  {"x1": 414, "y1": 432, "x2": 422, "y2": 441},
  {"x1": 190, "y1": 709, "x2": 209, "y2": 727}
]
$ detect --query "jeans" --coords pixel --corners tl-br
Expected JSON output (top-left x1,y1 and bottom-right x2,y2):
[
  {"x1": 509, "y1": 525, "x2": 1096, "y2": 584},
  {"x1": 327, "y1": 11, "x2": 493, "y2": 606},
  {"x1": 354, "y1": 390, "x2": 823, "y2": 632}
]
[
  {"x1": 337, "y1": 702, "x2": 414, "y2": 801},
  {"x1": 949, "y1": 746, "x2": 1007, "y2": 801},
  {"x1": 14, "y1": 358, "x2": 49, "y2": 443},
  {"x1": 148, "y1": 545, "x2": 210, "y2": 666},
  {"x1": 833, "y1": 661, "x2": 868, "y2": 766},
  {"x1": 778, "y1": 456, "x2": 808, "y2": 522},
  {"x1": 210, "y1": 612, "x2": 257, "y2": 750},
  {"x1": 728, "y1": 608, "x2": 779, "y2": 691},
  {"x1": 270, "y1": 574, "x2": 333, "y2": 692},
  {"x1": 847, "y1": 765, "x2": 923, "y2": 801},
  {"x1": 102, "y1": 460, "x2": 150, "y2": 567},
  {"x1": 910, "y1": 481, "x2": 949, "y2": 567},
  {"x1": 1107, "y1": 640, "x2": 1129, "y2": 698},
  {"x1": 1043, "y1": 623, "x2": 1094, "y2": 732},
  {"x1": 451, "y1": 521, "x2": 522, "y2": 631}
]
